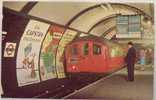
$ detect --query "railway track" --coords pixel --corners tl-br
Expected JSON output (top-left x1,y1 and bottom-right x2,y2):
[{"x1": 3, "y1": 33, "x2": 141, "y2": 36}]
[{"x1": 33, "y1": 67, "x2": 125, "y2": 98}]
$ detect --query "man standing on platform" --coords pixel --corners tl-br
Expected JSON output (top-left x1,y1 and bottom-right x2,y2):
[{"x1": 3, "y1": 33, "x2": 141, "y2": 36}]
[{"x1": 125, "y1": 42, "x2": 136, "y2": 81}]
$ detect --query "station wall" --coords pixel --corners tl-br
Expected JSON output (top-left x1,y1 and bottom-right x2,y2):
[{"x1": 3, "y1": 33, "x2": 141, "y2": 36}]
[{"x1": 2, "y1": 8, "x2": 79, "y2": 97}]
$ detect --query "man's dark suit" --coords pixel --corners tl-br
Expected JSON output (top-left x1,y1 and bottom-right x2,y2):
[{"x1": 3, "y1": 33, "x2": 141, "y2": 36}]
[{"x1": 125, "y1": 47, "x2": 136, "y2": 81}]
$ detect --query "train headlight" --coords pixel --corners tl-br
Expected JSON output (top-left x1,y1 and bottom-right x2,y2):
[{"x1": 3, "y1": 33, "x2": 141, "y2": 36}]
[{"x1": 72, "y1": 65, "x2": 76, "y2": 70}]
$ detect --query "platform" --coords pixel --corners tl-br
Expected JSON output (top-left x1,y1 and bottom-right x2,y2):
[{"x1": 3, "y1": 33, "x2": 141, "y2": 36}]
[{"x1": 64, "y1": 65, "x2": 153, "y2": 100}]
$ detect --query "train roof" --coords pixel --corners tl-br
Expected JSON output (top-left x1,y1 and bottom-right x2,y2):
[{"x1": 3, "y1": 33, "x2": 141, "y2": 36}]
[
  {"x1": 70, "y1": 35, "x2": 121, "y2": 46},
  {"x1": 73, "y1": 35, "x2": 105, "y2": 42}
]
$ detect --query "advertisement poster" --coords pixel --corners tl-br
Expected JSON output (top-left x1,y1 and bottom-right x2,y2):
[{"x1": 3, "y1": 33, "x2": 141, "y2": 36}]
[
  {"x1": 56, "y1": 30, "x2": 77, "y2": 78},
  {"x1": 16, "y1": 20, "x2": 50, "y2": 86},
  {"x1": 40, "y1": 25, "x2": 65, "y2": 80}
]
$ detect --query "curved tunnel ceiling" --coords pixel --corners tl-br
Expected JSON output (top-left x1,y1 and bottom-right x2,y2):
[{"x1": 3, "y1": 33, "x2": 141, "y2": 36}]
[
  {"x1": 88, "y1": 14, "x2": 117, "y2": 33},
  {"x1": 103, "y1": 27, "x2": 116, "y2": 39},
  {"x1": 28, "y1": 2, "x2": 98, "y2": 25},
  {"x1": 68, "y1": 4, "x2": 143, "y2": 33},
  {"x1": 3, "y1": 2, "x2": 154, "y2": 38},
  {"x1": 3, "y1": 2, "x2": 28, "y2": 11},
  {"x1": 90, "y1": 17, "x2": 116, "y2": 36},
  {"x1": 27, "y1": 2, "x2": 153, "y2": 33}
]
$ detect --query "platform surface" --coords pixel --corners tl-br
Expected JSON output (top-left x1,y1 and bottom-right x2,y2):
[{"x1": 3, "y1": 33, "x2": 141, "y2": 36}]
[{"x1": 65, "y1": 66, "x2": 153, "y2": 100}]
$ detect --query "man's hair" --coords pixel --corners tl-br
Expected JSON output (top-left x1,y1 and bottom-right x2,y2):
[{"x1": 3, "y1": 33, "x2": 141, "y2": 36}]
[{"x1": 128, "y1": 41, "x2": 133, "y2": 45}]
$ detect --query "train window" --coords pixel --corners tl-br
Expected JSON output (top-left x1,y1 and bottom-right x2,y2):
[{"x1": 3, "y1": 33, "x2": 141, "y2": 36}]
[
  {"x1": 93, "y1": 44, "x2": 101, "y2": 55},
  {"x1": 83, "y1": 43, "x2": 89, "y2": 55},
  {"x1": 71, "y1": 45, "x2": 78, "y2": 56}
]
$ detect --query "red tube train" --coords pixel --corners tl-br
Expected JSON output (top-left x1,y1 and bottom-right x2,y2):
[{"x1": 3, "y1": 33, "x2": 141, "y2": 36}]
[{"x1": 64, "y1": 36, "x2": 127, "y2": 74}]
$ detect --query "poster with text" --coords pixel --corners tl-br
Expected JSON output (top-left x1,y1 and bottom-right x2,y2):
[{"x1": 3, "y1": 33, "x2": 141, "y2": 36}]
[
  {"x1": 40, "y1": 25, "x2": 65, "y2": 80},
  {"x1": 16, "y1": 20, "x2": 50, "y2": 86},
  {"x1": 56, "y1": 29, "x2": 77, "y2": 78}
]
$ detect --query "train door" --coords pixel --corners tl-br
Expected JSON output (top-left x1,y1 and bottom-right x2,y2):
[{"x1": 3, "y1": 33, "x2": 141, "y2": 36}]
[
  {"x1": 90, "y1": 42, "x2": 108, "y2": 72},
  {"x1": 65, "y1": 43, "x2": 80, "y2": 72},
  {"x1": 78, "y1": 41, "x2": 92, "y2": 72},
  {"x1": 66, "y1": 41, "x2": 92, "y2": 72}
]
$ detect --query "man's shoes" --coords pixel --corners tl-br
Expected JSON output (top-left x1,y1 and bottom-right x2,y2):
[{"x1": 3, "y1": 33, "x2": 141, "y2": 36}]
[
  {"x1": 125, "y1": 77, "x2": 134, "y2": 82},
  {"x1": 127, "y1": 78, "x2": 134, "y2": 82},
  {"x1": 124, "y1": 77, "x2": 134, "y2": 82},
  {"x1": 128, "y1": 80, "x2": 134, "y2": 82}
]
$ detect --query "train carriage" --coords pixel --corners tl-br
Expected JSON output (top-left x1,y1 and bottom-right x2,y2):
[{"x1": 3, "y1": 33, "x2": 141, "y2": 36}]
[{"x1": 64, "y1": 36, "x2": 126, "y2": 74}]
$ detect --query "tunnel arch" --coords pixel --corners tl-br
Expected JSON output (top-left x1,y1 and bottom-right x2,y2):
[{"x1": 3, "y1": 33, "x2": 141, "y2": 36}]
[
  {"x1": 66, "y1": 3, "x2": 152, "y2": 27},
  {"x1": 4, "y1": 2, "x2": 153, "y2": 36},
  {"x1": 2, "y1": 2, "x2": 154, "y2": 98},
  {"x1": 87, "y1": 14, "x2": 117, "y2": 33},
  {"x1": 67, "y1": 4, "x2": 149, "y2": 32}
]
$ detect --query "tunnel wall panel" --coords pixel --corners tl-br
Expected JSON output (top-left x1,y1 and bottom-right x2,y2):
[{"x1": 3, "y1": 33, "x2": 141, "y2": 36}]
[
  {"x1": 2, "y1": 8, "x2": 30, "y2": 96},
  {"x1": 2, "y1": 8, "x2": 70, "y2": 98}
]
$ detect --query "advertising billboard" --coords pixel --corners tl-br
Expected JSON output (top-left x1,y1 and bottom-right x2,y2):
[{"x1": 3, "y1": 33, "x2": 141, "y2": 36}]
[
  {"x1": 56, "y1": 29, "x2": 77, "y2": 78},
  {"x1": 16, "y1": 20, "x2": 50, "y2": 86},
  {"x1": 40, "y1": 25, "x2": 65, "y2": 80}
]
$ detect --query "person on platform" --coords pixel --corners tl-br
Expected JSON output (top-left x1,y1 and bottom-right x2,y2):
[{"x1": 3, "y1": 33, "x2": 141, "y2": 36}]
[
  {"x1": 139, "y1": 48, "x2": 146, "y2": 70},
  {"x1": 125, "y1": 42, "x2": 136, "y2": 81}
]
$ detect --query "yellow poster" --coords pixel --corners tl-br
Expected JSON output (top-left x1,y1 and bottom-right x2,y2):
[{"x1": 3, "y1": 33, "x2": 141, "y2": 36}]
[{"x1": 56, "y1": 29, "x2": 77, "y2": 78}]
